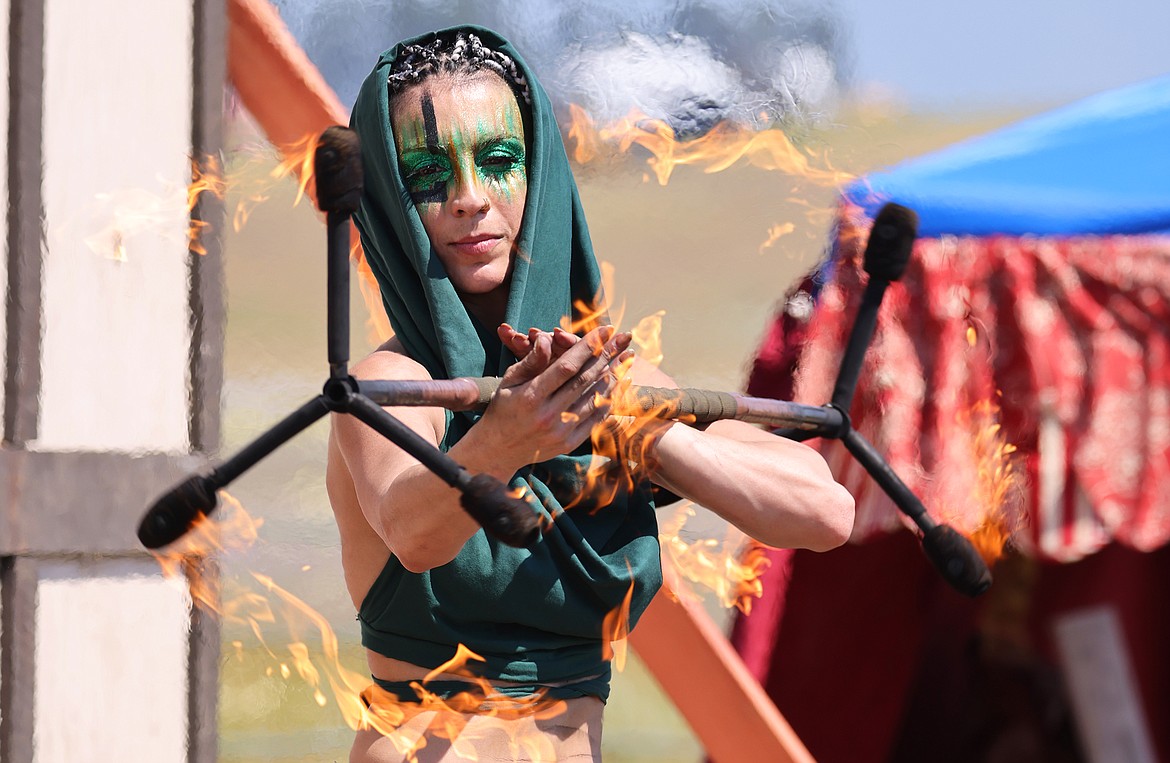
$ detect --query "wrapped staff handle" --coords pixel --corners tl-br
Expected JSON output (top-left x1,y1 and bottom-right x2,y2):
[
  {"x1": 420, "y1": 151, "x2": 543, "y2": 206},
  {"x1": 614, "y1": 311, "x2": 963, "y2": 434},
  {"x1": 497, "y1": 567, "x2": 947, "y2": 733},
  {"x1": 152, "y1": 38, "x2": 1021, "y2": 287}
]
[{"x1": 358, "y1": 378, "x2": 849, "y2": 434}]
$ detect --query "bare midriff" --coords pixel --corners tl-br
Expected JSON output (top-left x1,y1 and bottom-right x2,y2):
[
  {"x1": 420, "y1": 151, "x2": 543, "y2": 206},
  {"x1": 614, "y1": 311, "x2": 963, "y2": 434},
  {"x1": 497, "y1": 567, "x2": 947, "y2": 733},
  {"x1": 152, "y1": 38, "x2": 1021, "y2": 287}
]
[{"x1": 365, "y1": 651, "x2": 530, "y2": 687}]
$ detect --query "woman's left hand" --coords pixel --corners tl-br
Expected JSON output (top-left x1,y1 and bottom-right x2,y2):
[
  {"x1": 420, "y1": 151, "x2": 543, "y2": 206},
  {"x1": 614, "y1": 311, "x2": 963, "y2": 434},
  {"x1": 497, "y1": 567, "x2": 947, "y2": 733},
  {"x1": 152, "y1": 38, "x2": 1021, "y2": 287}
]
[
  {"x1": 499, "y1": 323, "x2": 674, "y2": 466},
  {"x1": 498, "y1": 323, "x2": 577, "y2": 359}
]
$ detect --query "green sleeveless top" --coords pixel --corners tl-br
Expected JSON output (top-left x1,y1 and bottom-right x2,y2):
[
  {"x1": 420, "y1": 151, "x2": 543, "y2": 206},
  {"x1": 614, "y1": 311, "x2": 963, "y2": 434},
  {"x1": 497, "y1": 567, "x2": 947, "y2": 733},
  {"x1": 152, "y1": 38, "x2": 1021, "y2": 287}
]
[{"x1": 349, "y1": 26, "x2": 662, "y2": 701}]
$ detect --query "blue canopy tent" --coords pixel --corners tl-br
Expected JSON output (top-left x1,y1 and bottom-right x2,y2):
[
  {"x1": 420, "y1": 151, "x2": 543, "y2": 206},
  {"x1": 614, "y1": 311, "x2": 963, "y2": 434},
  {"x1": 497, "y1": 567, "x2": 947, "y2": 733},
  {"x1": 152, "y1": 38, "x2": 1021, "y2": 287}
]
[
  {"x1": 846, "y1": 74, "x2": 1170, "y2": 236},
  {"x1": 733, "y1": 75, "x2": 1170, "y2": 763}
]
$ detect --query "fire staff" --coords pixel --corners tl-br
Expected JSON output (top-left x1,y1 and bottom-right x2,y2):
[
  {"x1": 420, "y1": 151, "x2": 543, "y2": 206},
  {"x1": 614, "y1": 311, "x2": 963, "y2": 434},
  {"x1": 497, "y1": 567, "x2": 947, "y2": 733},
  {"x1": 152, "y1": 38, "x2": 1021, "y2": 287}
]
[{"x1": 328, "y1": 25, "x2": 854, "y2": 762}]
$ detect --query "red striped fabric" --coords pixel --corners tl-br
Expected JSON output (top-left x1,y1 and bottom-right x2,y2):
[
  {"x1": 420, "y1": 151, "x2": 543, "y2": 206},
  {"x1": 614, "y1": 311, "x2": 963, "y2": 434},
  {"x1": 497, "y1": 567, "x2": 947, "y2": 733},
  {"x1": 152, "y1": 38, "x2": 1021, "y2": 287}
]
[{"x1": 777, "y1": 204, "x2": 1170, "y2": 562}]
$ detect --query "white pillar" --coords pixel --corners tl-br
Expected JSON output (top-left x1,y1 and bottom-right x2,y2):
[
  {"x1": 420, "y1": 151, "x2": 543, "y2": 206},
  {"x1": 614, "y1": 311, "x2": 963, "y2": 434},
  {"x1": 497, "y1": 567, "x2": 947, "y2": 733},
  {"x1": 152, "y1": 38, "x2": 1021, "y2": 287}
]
[
  {"x1": 36, "y1": 0, "x2": 194, "y2": 453},
  {"x1": 33, "y1": 560, "x2": 192, "y2": 763}
]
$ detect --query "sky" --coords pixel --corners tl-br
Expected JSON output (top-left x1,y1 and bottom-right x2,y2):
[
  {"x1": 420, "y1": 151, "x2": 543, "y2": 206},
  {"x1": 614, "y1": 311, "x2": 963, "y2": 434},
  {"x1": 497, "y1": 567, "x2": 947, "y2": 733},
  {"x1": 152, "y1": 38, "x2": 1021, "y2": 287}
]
[
  {"x1": 277, "y1": 0, "x2": 1170, "y2": 117},
  {"x1": 836, "y1": 0, "x2": 1170, "y2": 111}
]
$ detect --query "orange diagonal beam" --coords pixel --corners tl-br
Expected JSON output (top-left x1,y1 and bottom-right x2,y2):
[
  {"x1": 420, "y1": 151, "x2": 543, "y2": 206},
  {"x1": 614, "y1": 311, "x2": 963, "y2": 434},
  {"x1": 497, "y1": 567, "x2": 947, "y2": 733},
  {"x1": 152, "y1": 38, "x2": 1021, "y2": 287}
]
[
  {"x1": 631, "y1": 565, "x2": 815, "y2": 763},
  {"x1": 225, "y1": 2, "x2": 813, "y2": 760},
  {"x1": 227, "y1": 0, "x2": 348, "y2": 150}
]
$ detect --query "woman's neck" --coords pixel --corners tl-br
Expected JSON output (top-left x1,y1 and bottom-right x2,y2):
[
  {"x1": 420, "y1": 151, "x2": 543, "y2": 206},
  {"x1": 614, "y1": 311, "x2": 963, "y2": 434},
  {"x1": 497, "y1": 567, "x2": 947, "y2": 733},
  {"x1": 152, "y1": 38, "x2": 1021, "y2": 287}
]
[{"x1": 459, "y1": 285, "x2": 509, "y2": 330}]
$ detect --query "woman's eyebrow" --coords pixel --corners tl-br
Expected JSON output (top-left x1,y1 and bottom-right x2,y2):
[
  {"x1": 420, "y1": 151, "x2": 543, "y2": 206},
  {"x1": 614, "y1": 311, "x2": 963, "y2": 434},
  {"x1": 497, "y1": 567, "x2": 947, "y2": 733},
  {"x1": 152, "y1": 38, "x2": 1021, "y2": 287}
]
[
  {"x1": 474, "y1": 133, "x2": 524, "y2": 151},
  {"x1": 398, "y1": 143, "x2": 449, "y2": 158}
]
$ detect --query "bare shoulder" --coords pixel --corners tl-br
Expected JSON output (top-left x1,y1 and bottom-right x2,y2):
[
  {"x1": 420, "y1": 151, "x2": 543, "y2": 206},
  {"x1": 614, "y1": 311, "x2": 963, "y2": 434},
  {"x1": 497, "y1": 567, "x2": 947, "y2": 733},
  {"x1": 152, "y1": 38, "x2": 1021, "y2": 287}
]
[
  {"x1": 350, "y1": 336, "x2": 431, "y2": 382},
  {"x1": 330, "y1": 337, "x2": 446, "y2": 474}
]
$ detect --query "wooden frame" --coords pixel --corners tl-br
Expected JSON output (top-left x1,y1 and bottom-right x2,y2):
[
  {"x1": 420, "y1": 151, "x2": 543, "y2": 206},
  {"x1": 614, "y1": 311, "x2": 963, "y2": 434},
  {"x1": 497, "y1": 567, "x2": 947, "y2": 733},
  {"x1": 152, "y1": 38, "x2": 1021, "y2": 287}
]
[{"x1": 0, "y1": 1, "x2": 225, "y2": 759}]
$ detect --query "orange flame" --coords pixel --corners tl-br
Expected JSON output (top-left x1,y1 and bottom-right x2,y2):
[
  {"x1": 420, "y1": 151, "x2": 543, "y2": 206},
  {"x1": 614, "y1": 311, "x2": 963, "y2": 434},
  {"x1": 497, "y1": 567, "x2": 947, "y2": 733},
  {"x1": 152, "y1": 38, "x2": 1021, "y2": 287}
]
[
  {"x1": 629, "y1": 311, "x2": 665, "y2": 368},
  {"x1": 150, "y1": 493, "x2": 571, "y2": 760},
  {"x1": 187, "y1": 154, "x2": 227, "y2": 255},
  {"x1": 228, "y1": 132, "x2": 392, "y2": 347},
  {"x1": 149, "y1": 491, "x2": 262, "y2": 612},
  {"x1": 602, "y1": 567, "x2": 636, "y2": 671},
  {"x1": 560, "y1": 261, "x2": 622, "y2": 336},
  {"x1": 222, "y1": 133, "x2": 317, "y2": 229},
  {"x1": 935, "y1": 396, "x2": 1024, "y2": 565},
  {"x1": 965, "y1": 398, "x2": 1024, "y2": 563},
  {"x1": 565, "y1": 104, "x2": 853, "y2": 188},
  {"x1": 659, "y1": 504, "x2": 771, "y2": 614},
  {"x1": 353, "y1": 236, "x2": 395, "y2": 344},
  {"x1": 758, "y1": 222, "x2": 796, "y2": 254}
]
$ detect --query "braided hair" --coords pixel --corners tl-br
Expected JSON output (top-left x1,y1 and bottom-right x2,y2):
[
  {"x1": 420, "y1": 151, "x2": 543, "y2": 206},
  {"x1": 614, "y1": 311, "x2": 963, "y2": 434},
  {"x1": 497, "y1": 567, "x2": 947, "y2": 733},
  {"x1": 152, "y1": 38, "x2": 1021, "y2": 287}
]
[{"x1": 386, "y1": 30, "x2": 532, "y2": 107}]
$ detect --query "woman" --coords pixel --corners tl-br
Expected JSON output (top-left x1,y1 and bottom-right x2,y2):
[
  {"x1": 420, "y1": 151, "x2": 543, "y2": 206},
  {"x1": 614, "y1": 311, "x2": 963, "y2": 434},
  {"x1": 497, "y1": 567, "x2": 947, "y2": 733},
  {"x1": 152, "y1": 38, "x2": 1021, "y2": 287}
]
[{"x1": 328, "y1": 26, "x2": 854, "y2": 762}]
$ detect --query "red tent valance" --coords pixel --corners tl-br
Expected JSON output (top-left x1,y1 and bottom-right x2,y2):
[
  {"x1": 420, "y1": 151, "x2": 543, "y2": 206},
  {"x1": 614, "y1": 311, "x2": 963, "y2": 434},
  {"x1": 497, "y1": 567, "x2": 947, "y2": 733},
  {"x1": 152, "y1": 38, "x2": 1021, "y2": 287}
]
[{"x1": 766, "y1": 204, "x2": 1170, "y2": 562}]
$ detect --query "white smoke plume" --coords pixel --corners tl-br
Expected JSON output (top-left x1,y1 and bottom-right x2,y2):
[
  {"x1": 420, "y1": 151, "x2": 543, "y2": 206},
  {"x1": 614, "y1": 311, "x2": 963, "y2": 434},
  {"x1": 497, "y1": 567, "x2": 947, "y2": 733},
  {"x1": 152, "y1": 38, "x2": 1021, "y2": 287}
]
[{"x1": 272, "y1": 0, "x2": 850, "y2": 132}]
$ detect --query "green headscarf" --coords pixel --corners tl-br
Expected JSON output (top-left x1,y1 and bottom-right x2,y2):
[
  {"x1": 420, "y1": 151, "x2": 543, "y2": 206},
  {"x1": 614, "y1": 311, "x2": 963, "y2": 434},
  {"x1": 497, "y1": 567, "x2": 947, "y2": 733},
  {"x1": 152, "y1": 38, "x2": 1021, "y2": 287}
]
[
  {"x1": 351, "y1": 25, "x2": 602, "y2": 382},
  {"x1": 348, "y1": 26, "x2": 662, "y2": 699}
]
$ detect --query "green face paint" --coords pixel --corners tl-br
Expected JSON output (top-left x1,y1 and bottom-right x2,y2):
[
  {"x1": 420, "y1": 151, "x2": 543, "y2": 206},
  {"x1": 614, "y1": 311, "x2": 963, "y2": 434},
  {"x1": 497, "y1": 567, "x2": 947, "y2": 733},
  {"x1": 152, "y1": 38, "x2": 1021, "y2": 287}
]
[{"x1": 394, "y1": 86, "x2": 527, "y2": 206}]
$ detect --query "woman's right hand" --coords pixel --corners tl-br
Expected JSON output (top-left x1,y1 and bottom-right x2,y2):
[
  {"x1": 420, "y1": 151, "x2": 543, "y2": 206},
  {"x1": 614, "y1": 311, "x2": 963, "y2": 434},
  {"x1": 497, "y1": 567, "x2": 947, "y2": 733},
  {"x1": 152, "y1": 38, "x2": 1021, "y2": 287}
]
[{"x1": 472, "y1": 324, "x2": 633, "y2": 468}]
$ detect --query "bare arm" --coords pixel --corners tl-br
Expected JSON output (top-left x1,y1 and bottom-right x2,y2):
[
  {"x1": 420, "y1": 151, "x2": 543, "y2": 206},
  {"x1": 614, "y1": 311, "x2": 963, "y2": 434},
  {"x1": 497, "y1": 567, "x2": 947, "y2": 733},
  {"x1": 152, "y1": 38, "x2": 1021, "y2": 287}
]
[
  {"x1": 628, "y1": 358, "x2": 855, "y2": 551},
  {"x1": 498, "y1": 326, "x2": 856, "y2": 551},
  {"x1": 329, "y1": 327, "x2": 633, "y2": 572}
]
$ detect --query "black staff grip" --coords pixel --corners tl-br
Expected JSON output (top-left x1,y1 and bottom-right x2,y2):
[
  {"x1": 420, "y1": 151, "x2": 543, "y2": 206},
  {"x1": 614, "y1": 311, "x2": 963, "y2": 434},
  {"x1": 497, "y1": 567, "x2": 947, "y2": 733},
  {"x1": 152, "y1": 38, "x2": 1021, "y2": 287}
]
[
  {"x1": 314, "y1": 126, "x2": 363, "y2": 215},
  {"x1": 863, "y1": 202, "x2": 918, "y2": 282},
  {"x1": 138, "y1": 473, "x2": 220, "y2": 549},
  {"x1": 921, "y1": 524, "x2": 993, "y2": 598},
  {"x1": 831, "y1": 203, "x2": 920, "y2": 411},
  {"x1": 458, "y1": 474, "x2": 544, "y2": 548}
]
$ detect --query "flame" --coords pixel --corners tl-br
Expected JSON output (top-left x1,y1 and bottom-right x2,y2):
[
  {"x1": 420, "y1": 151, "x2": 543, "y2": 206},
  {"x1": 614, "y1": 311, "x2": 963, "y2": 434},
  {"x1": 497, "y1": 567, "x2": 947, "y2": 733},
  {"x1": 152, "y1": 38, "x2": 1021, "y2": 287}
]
[
  {"x1": 221, "y1": 133, "x2": 317, "y2": 228},
  {"x1": 270, "y1": 133, "x2": 319, "y2": 208},
  {"x1": 565, "y1": 104, "x2": 853, "y2": 188},
  {"x1": 187, "y1": 154, "x2": 227, "y2": 255},
  {"x1": 659, "y1": 504, "x2": 771, "y2": 614},
  {"x1": 81, "y1": 187, "x2": 188, "y2": 262},
  {"x1": 565, "y1": 104, "x2": 853, "y2": 264},
  {"x1": 949, "y1": 397, "x2": 1025, "y2": 564},
  {"x1": 353, "y1": 236, "x2": 395, "y2": 344},
  {"x1": 226, "y1": 132, "x2": 392, "y2": 346},
  {"x1": 150, "y1": 493, "x2": 571, "y2": 760},
  {"x1": 82, "y1": 152, "x2": 228, "y2": 262},
  {"x1": 560, "y1": 261, "x2": 622, "y2": 336},
  {"x1": 602, "y1": 567, "x2": 636, "y2": 671},
  {"x1": 149, "y1": 491, "x2": 263, "y2": 612},
  {"x1": 758, "y1": 222, "x2": 796, "y2": 254},
  {"x1": 629, "y1": 311, "x2": 665, "y2": 368}
]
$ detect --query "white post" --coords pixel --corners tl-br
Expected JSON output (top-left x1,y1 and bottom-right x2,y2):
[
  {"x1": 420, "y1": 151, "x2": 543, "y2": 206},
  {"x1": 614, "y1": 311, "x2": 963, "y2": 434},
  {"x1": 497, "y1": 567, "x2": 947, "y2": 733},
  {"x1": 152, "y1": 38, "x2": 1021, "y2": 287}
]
[{"x1": 0, "y1": 1, "x2": 225, "y2": 761}]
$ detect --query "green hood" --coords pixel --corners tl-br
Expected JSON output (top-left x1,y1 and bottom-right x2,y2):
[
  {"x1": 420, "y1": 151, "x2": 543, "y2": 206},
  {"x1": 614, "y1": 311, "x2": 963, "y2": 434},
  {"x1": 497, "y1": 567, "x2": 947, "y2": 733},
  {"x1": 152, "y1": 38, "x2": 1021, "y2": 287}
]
[
  {"x1": 348, "y1": 27, "x2": 662, "y2": 697},
  {"x1": 350, "y1": 25, "x2": 603, "y2": 382}
]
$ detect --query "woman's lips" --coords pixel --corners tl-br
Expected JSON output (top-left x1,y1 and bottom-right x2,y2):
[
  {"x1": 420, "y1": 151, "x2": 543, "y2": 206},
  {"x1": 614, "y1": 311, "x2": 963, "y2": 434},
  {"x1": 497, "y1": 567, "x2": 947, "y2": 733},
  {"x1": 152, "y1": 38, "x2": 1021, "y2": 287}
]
[{"x1": 449, "y1": 234, "x2": 503, "y2": 256}]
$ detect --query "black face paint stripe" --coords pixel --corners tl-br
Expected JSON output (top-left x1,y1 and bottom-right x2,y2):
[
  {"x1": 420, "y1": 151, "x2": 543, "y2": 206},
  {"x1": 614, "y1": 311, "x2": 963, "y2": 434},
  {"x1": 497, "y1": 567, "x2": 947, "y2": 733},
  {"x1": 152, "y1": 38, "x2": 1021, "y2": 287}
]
[
  {"x1": 410, "y1": 180, "x2": 447, "y2": 204},
  {"x1": 422, "y1": 93, "x2": 440, "y2": 151},
  {"x1": 411, "y1": 93, "x2": 448, "y2": 204}
]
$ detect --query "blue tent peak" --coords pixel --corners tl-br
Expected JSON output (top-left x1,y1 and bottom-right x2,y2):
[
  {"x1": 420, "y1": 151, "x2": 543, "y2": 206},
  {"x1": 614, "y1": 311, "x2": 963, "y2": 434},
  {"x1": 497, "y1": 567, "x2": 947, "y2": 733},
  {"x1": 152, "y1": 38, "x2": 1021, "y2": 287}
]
[{"x1": 844, "y1": 75, "x2": 1170, "y2": 237}]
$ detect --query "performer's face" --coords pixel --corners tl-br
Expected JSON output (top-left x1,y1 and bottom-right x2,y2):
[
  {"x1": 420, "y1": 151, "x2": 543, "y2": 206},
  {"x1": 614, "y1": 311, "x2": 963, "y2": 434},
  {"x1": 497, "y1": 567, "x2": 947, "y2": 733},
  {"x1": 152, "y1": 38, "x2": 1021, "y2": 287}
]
[{"x1": 391, "y1": 73, "x2": 527, "y2": 305}]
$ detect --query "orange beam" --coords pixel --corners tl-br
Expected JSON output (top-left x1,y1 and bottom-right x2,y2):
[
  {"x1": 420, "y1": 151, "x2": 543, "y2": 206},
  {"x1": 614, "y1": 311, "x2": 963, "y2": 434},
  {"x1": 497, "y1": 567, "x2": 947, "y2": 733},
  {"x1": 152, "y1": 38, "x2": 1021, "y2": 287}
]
[
  {"x1": 631, "y1": 569, "x2": 815, "y2": 763},
  {"x1": 227, "y1": 0, "x2": 348, "y2": 146},
  {"x1": 225, "y1": 3, "x2": 812, "y2": 760}
]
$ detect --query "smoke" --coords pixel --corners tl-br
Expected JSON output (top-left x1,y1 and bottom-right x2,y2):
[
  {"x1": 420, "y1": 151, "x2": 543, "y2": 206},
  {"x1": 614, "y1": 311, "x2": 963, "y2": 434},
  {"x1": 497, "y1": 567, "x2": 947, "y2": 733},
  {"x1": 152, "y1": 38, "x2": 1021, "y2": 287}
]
[
  {"x1": 271, "y1": 0, "x2": 851, "y2": 131},
  {"x1": 554, "y1": 32, "x2": 749, "y2": 135}
]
